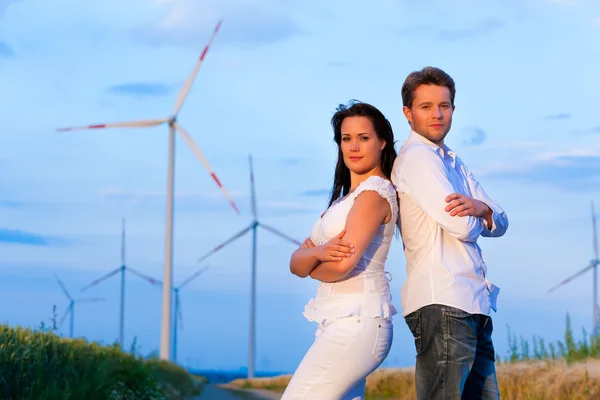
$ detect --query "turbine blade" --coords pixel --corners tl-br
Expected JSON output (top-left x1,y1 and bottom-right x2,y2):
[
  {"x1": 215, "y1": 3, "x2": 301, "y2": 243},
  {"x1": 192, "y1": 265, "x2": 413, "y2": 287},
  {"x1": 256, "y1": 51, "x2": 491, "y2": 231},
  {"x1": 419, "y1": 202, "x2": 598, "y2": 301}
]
[
  {"x1": 80, "y1": 267, "x2": 121, "y2": 292},
  {"x1": 178, "y1": 265, "x2": 212, "y2": 290},
  {"x1": 77, "y1": 297, "x2": 105, "y2": 303},
  {"x1": 197, "y1": 226, "x2": 252, "y2": 264},
  {"x1": 172, "y1": 20, "x2": 222, "y2": 115},
  {"x1": 127, "y1": 267, "x2": 163, "y2": 287},
  {"x1": 249, "y1": 154, "x2": 257, "y2": 219},
  {"x1": 547, "y1": 263, "x2": 595, "y2": 293},
  {"x1": 57, "y1": 118, "x2": 168, "y2": 132},
  {"x1": 593, "y1": 201, "x2": 598, "y2": 261},
  {"x1": 176, "y1": 291, "x2": 183, "y2": 330},
  {"x1": 121, "y1": 218, "x2": 126, "y2": 266},
  {"x1": 54, "y1": 273, "x2": 72, "y2": 300},
  {"x1": 58, "y1": 303, "x2": 73, "y2": 328},
  {"x1": 174, "y1": 122, "x2": 239, "y2": 214},
  {"x1": 260, "y1": 223, "x2": 302, "y2": 246}
]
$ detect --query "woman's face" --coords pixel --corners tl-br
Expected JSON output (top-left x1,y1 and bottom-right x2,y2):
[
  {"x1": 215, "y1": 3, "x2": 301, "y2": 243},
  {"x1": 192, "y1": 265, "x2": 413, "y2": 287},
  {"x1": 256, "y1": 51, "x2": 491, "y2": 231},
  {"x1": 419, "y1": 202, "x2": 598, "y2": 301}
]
[{"x1": 340, "y1": 116, "x2": 386, "y2": 175}]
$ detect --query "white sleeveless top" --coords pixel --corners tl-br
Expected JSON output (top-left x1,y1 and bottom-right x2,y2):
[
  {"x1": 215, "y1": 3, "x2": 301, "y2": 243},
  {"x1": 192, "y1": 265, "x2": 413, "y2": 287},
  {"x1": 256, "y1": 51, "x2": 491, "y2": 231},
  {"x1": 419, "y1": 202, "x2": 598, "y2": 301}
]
[{"x1": 303, "y1": 175, "x2": 399, "y2": 324}]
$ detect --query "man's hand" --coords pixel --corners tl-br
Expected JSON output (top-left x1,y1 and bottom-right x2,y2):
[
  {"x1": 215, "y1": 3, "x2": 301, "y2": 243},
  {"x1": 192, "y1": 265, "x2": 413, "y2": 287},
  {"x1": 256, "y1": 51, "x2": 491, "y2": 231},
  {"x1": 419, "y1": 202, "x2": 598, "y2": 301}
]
[{"x1": 445, "y1": 193, "x2": 493, "y2": 229}]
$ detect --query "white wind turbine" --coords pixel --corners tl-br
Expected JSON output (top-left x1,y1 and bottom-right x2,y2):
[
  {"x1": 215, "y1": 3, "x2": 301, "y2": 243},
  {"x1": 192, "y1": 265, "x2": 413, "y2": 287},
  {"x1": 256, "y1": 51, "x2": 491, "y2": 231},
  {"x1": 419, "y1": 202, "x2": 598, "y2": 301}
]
[
  {"x1": 172, "y1": 264, "x2": 212, "y2": 363},
  {"x1": 195, "y1": 154, "x2": 301, "y2": 378},
  {"x1": 80, "y1": 218, "x2": 163, "y2": 349},
  {"x1": 54, "y1": 273, "x2": 104, "y2": 338},
  {"x1": 56, "y1": 20, "x2": 239, "y2": 360},
  {"x1": 548, "y1": 201, "x2": 600, "y2": 335}
]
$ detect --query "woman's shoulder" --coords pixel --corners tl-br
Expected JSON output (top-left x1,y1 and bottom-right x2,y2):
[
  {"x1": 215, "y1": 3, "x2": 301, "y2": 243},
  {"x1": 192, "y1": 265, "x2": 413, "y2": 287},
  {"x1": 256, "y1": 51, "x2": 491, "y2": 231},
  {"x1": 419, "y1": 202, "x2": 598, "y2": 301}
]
[{"x1": 355, "y1": 176, "x2": 397, "y2": 199}]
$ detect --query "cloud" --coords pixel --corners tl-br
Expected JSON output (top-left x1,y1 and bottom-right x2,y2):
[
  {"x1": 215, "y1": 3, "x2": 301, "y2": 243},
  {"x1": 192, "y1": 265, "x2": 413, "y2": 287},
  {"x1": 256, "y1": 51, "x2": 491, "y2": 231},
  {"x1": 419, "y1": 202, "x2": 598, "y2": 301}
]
[
  {"x1": 461, "y1": 126, "x2": 487, "y2": 146},
  {"x1": 571, "y1": 127, "x2": 600, "y2": 135},
  {"x1": 398, "y1": 18, "x2": 504, "y2": 41},
  {"x1": 592, "y1": 17, "x2": 600, "y2": 27},
  {"x1": 279, "y1": 158, "x2": 301, "y2": 166},
  {"x1": 327, "y1": 61, "x2": 351, "y2": 68},
  {"x1": 438, "y1": 18, "x2": 504, "y2": 41},
  {"x1": 0, "y1": 229, "x2": 71, "y2": 246},
  {"x1": 545, "y1": 113, "x2": 572, "y2": 120},
  {"x1": 485, "y1": 150, "x2": 600, "y2": 191},
  {"x1": 0, "y1": 200, "x2": 23, "y2": 208},
  {"x1": 98, "y1": 187, "x2": 247, "y2": 210},
  {"x1": 0, "y1": 0, "x2": 20, "y2": 17},
  {"x1": 302, "y1": 189, "x2": 330, "y2": 197},
  {"x1": 0, "y1": 41, "x2": 14, "y2": 58},
  {"x1": 136, "y1": 0, "x2": 306, "y2": 48},
  {"x1": 108, "y1": 82, "x2": 173, "y2": 98}
]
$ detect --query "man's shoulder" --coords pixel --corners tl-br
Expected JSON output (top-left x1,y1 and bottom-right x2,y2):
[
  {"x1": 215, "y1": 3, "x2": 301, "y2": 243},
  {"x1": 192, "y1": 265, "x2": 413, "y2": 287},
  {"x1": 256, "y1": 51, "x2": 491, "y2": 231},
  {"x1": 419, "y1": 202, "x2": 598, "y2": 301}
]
[{"x1": 395, "y1": 141, "x2": 441, "y2": 169}]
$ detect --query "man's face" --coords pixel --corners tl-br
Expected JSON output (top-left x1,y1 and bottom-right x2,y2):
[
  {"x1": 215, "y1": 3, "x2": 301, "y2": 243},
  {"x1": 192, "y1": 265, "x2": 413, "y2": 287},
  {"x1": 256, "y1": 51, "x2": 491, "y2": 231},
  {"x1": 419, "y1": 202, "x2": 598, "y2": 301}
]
[{"x1": 403, "y1": 84, "x2": 454, "y2": 145}]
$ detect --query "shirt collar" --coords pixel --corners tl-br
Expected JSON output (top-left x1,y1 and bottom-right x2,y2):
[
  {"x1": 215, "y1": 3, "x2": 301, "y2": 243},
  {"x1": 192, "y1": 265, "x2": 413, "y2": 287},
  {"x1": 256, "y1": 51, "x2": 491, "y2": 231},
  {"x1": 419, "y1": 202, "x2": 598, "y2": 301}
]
[{"x1": 407, "y1": 130, "x2": 456, "y2": 164}]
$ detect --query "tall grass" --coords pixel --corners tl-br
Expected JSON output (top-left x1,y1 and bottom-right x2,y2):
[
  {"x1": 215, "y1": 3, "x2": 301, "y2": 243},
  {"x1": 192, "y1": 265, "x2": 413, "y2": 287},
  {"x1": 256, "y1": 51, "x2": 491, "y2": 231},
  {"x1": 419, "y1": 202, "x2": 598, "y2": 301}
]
[
  {"x1": 500, "y1": 312, "x2": 600, "y2": 364},
  {"x1": 228, "y1": 312, "x2": 600, "y2": 399},
  {"x1": 0, "y1": 308, "x2": 202, "y2": 400}
]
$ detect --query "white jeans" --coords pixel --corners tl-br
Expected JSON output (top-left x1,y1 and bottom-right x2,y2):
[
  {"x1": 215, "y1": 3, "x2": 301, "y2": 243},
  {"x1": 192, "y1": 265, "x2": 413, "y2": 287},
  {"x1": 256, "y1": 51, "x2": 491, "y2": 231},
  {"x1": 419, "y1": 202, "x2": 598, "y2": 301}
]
[{"x1": 281, "y1": 316, "x2": 393, "y2": 400}]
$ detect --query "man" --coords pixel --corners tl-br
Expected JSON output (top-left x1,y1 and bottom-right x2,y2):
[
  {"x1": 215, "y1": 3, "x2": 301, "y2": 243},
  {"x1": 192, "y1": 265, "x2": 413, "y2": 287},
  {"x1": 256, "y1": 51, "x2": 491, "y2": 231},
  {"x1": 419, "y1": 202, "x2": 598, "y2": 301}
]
[{"x1": 391, "y1": 66, "x2": 508, "y2": 400}]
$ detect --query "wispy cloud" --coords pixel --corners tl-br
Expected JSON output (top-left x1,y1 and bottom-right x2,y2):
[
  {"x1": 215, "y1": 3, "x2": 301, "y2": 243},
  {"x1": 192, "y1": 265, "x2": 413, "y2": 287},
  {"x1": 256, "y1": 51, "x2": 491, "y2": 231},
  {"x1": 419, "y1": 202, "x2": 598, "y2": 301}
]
[
  {"x1": 327, "y1": 61, "x2": 351, "y2": 68},
  {"x1": 485, "y1": 150, "x2": 600, "y2": 191},
  {"x1": 108, "y1": 82, "x2": 173, "y2": 98},
  {"x1": 571, "y1": 126, "x2": 600, "y2": 135},
  {"x1": 0, "y1": 229, "x2": 71, "y2": 246},
  {"x1": 0, "y1": 0, "x2": 20, "y2": 17},
  {"x1": 0, "y1": 200, "x2": 23, "y2": 208},
  {"x1": 279, "y1": 158, "x2": 301, "y2": 166},
  {"x1": 98, "y1": 187, "x2": 247, "y2": 210},
  {"x1": 0, "y1": 41, "x2": 14, "y2": 58},
  {"x1": 302, "y1": 189, "x2": 330, "y2": 197},
  {"x1": 545, "y1": 113, "x2": 572, "y2": 120},
  {"x1": 135, "y1": 0, "x2": 307, "y2": 48},
  {"x1": 398, "y1": 18, "x2": 504, "y2": 41},
  {"x1": 438, "y1": 18, "x2": 504, "y2": 41},
  {"x1": 461, "y1": 126, "x2": 487, "y2": 146}
]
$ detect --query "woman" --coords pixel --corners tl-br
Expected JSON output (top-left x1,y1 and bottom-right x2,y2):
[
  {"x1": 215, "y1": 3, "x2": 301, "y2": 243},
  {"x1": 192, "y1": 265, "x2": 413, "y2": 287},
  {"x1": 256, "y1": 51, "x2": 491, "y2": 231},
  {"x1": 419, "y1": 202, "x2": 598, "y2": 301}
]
[{"x1": 283, "y1": 100, "x2": 399, "y2": 399}]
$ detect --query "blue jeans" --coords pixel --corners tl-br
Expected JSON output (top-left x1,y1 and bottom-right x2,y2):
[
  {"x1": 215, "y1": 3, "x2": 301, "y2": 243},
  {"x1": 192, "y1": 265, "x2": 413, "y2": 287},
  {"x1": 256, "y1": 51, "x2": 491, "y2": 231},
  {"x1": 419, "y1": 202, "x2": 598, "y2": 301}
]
[{"x1": 404, "y1": 304, "x2": 500, "y2": 400}]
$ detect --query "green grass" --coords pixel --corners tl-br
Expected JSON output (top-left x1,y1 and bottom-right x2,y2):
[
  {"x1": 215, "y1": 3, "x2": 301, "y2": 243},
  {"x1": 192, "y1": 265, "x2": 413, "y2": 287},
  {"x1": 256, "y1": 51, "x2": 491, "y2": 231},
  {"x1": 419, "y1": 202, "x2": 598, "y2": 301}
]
[
  {"x1": 499, "y1": 312, "x2": 600, "y2": 364},
  {"x1": 0, "y1": 307, "x2": 203, "y2": 400}
]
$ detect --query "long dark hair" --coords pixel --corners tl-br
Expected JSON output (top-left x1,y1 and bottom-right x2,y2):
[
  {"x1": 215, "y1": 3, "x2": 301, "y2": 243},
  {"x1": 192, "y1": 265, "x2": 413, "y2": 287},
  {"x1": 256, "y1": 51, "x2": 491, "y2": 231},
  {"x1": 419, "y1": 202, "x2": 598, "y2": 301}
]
[{"x1": 328, "y1": 100, "x2": 397, "y2": 207}]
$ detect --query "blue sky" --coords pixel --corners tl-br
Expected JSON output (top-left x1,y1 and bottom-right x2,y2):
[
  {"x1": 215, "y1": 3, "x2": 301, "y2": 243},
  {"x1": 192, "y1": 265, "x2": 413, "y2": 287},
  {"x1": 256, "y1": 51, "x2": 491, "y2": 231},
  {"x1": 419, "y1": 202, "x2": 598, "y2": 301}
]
[{"x1": 2, "y1": 0, "x2": 600, "y2": 373}]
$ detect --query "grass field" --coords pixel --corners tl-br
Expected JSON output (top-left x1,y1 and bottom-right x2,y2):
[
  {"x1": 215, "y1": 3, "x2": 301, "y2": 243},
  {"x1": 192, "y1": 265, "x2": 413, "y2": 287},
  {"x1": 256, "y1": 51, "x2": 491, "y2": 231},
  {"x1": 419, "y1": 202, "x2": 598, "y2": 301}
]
[
  {"x1": 226, "y1": 313, "x2": 600, "y2": 399},
  {"x1": 0, "y1": 317, "x2": 204, "y2": 400}
]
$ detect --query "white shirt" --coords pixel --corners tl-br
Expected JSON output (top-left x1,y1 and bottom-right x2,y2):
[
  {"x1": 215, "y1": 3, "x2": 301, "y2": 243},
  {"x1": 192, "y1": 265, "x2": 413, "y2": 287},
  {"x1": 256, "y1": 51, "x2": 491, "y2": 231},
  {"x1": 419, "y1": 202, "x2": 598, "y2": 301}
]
[
  {"x1": 391, "y1": 131, "x2": 508, "y2": 317},
  {"x1": 303, "y1": 176, "x2": 399, "y2": 324}
]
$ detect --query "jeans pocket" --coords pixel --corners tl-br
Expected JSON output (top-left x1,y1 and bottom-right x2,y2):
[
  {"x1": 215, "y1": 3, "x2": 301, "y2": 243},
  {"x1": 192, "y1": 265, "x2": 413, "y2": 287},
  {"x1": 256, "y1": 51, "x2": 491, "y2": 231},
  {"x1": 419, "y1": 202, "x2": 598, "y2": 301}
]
[
  {"x1": 372, "y1": 320, "x2": 393, "y2": 363},
  {"x1": 405, "y1": 312, "x2": 421, "y2": 354}
]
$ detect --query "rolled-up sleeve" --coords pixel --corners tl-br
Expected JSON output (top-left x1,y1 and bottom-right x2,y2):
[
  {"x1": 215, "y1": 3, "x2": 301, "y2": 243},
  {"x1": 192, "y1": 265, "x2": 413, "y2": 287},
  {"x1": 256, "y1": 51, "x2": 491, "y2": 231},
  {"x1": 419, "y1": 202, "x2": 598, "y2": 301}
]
[
  {"x1": 393, "y1": 144, "x2": 484, "y2": 243},
  {"x1": 463, "y1": 165, "x2": 509, "y2": 238}
]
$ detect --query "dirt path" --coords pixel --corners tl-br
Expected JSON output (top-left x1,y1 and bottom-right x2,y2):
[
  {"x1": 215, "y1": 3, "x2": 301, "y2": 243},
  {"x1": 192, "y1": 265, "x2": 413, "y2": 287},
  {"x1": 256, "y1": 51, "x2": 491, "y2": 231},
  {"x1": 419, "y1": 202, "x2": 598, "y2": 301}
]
[{"x1": 189, "y1": 384, "x2": 281, "y2": 400}]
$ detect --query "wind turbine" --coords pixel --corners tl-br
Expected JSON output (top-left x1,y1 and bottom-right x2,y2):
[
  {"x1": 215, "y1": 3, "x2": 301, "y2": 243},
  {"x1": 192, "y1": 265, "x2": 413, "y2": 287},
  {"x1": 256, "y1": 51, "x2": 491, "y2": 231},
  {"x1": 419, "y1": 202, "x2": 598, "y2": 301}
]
[
  {"x1": 80, "y1": 218, "x2": 163, "y2": 349},
  {"x1": 56, "y1": 20, "x2": 239, "y2": 360},
  {"x1": 172, "y1": 264, "x2": 212, "y2": 363},
  {"x1": 195, "y1": 154, "x2": 301, "y2": 378},
  {"x1": 54, "y1": 273, "x2": 104, "y2": 338},
  {"x1": 548, "y1": 201, "x2": 600, "y2": 335}
]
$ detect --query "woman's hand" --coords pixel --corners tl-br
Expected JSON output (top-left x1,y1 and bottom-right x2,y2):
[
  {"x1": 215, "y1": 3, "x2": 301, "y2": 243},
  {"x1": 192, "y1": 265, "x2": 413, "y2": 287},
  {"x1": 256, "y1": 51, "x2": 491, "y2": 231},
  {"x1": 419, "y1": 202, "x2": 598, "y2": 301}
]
[
  {"x1": 300, "y1": 238, "x2": 315, "y2": 249},
  {"x1": 313, "y1": 230, "x2": 354, "y2": 262}
]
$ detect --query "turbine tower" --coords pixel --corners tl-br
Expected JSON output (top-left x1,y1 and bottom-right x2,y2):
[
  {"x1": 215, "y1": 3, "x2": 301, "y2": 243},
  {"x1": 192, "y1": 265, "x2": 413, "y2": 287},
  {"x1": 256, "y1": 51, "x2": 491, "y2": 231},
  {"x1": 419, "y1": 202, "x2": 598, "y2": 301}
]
[
  {"x1": 548, "y1": 201, "x2": 600, "y2": 335},
  {"x1": 195, "y1": 155, "x2": 301, "y2": 378},
  {"x1": 57, "y1": 20, "x2": 239, "y2": 360},
  {"x1": 80, "y1": 219, "x2": 163, "y2": 349},
  {"x1": 172, "y1": 264, "x2": 212, "y2": 363},
  {"x1": 54, "y1": 273, "x2": 104, "y2": 338}
]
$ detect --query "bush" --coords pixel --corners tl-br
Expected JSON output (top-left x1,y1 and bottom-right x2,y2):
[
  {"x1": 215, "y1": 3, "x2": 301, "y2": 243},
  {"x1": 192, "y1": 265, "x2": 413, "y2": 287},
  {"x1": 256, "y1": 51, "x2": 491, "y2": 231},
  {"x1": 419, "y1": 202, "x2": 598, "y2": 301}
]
[{"x1": 0, "y1": 322, "x2": 202, "y2": 400}]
